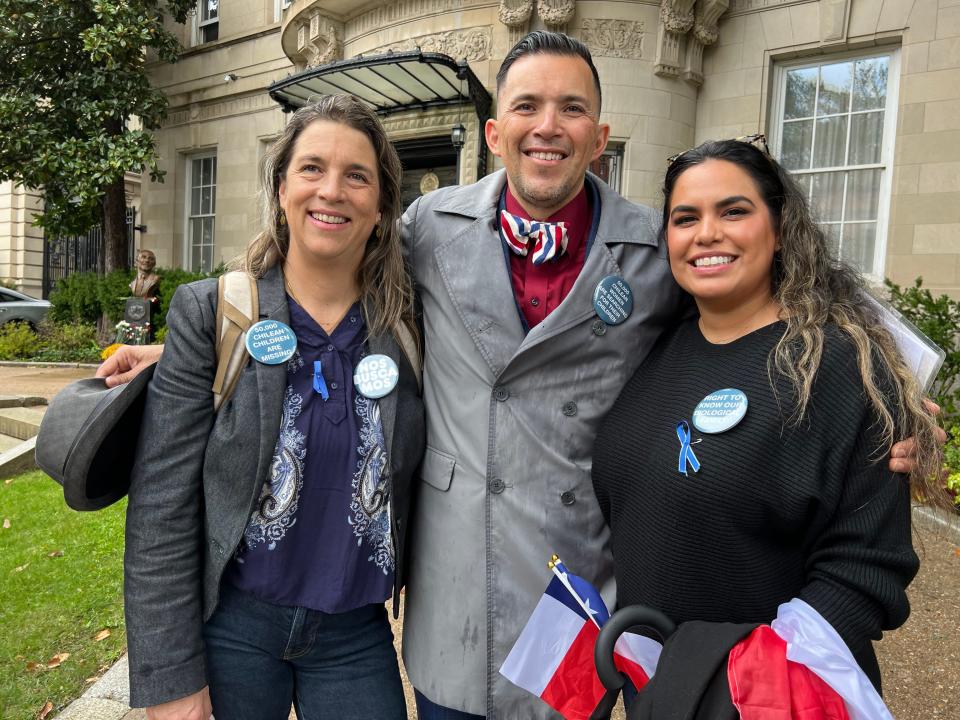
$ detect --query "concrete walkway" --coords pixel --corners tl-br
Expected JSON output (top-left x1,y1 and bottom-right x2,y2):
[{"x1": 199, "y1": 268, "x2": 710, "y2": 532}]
[{"x1": 4, "y1": 365, "x2": 958, "y2": 719}]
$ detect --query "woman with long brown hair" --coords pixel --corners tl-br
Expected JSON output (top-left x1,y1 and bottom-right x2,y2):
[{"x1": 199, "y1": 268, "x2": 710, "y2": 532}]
[
  {"x1": 123, "y1": 95, "x2": 424, "y2": 720},
  {"x1": 592, "y1": 137, "x2": 943, "y2": 707}
]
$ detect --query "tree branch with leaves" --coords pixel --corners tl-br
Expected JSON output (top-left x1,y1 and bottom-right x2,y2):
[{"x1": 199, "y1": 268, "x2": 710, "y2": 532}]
[{"x1": 0, "y1": 0, "x2": 195, "y2": 272}]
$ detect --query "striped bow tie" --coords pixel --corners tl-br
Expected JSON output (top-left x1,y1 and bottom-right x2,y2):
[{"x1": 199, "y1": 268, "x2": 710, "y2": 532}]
[{"x1": 500, "y1": 210, "x2": 569, "y2": 265}]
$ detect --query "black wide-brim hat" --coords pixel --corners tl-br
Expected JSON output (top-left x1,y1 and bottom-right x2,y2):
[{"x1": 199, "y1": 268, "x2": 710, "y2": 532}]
[{"x1": 35, "y1": 364, "x2": 156, "y2": 511}]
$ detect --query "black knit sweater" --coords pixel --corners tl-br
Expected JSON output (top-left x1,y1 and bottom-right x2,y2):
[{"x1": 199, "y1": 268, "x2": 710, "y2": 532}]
[{"x1": 592, "y1": 318, "x2": 918, "y2": 689}]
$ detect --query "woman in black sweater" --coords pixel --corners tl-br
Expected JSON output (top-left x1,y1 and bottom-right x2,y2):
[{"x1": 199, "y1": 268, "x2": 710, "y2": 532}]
[{"x1": 591, "y1": 139, "x2": 944, "y2": 697}]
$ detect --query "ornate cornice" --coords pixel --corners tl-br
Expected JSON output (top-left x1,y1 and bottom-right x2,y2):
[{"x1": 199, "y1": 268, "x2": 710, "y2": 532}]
[
  {"x1": 371, "y1": 27, "x2": 492, "y2": 61},
  {"x1": 581, "y1": 19, "x2": 646, "y2": 59}
]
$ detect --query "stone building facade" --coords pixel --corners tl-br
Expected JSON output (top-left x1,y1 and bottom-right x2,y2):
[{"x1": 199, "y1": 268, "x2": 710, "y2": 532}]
[{"x1": 2, "y1": 0, "x2": 958, "y2": 299}]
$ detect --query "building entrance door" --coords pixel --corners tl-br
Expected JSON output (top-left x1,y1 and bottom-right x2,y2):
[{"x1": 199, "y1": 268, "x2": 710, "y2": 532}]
[{"x1": 394, "y1": 137, "x2": 458, "y2": 209}]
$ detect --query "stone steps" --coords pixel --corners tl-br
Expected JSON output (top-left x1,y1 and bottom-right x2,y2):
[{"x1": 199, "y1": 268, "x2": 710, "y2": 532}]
[{"x1": 0, "y1": 398, "x2": 46, "y2": 478}]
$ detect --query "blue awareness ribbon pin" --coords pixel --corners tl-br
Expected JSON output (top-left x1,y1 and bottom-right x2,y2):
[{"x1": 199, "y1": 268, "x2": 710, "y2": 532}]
[
  {"x1": 313, "y1": 360, "x2": 329, "y2": 401},
  {"x1": 676, "y1": 420, "x2": 700, "y2": 476}
]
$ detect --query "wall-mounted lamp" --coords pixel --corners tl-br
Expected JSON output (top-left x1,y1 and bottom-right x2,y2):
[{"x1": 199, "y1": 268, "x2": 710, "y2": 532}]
[
  {"x1": 450, "y1": 123, "x2": 466, "y2": 150},
  {"x1": 224, "y1": 73, "x2": 238, "y2": 83}
]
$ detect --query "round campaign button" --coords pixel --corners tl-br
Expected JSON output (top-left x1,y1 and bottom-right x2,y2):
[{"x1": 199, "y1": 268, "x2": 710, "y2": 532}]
[
  {"x1": 354, "y1": 354, "x2": 399, "y2": 399},
  {"x1": 593, "y1": 276, "x2": 634, "y2": 326},
  {"x1": 244, "y1": 320, "x2": 297, "y2": 365},
  {"x1": 692, "y1": 388, "x2": 748, "y2": 434}
]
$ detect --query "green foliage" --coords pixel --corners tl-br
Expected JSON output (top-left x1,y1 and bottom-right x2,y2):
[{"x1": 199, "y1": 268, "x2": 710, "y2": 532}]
[
  {"x1": 885, "y1": 278, "x2": 960, "y2": 423},
  {"x1": 32, "y1": 320, "x2": 101, "y2": 363},
  {"x1": 0, "y1": 321, "x2": 40, "y2": 360},
  {"x1": 153, "y1": 324, "x2": 168, "y2": 344},
  {"x1": 0, "y1": 320, "x2": 104, "y2": 362},
  {"x1": 945, "y1": 425, "x2": 960, "y2": 507},
  {"x1": 50, "y1": 267, "x2": 216, "y2": 329},
  {"x1": 0, "y1": 0, "x2": 196, "y2": 240},
  {"x1": 48, "y1": 272, "x2": 103, "y2": 325},
  {"x1": 96, "y1": 269, "x2": 138, "y2": 325},
  {"x1": 155, "y1": 265, "x2": 224, "y2": 329},
  {"x1": 0, "y1": 470, "x2": 127, "y2": 718}
]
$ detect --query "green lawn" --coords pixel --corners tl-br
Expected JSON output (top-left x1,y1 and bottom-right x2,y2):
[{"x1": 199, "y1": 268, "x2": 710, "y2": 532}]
[{"x1": 0, "y1": 470, "x2": 126, "y2": 719}]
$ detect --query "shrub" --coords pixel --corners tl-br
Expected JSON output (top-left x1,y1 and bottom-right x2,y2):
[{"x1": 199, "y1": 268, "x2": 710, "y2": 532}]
[
  {"x1": 0, "y1": 322, "x2": 41, "y2": 360},
  {"x1": 49, "y1": 266, "x2": 220, "y2": 332},
  {"x1": 49, "y1": 271, "x2": 102, "y2": 324},
  {"x1": 32, "y1": 320, "x2": 102, "y2": 363},
  {"x1": 945, "y1": 425, "x2": 960, "y2": 508},
  {"x1": 885, "y1": 278, "x2": 960, "y2": 423}
]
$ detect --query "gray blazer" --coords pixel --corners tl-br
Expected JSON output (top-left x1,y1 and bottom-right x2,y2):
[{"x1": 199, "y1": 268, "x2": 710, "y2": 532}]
[
  {"x1": 123, "y1": 264, "x2": 425, "y2": 708},
  {"x1": 400, "y1": 170, "x2": 688, "y2": 718}
]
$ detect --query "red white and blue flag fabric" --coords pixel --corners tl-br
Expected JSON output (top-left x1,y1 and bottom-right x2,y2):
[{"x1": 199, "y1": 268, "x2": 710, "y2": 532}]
[
  {"x1": 729, "y1": 599, "x2": 894, "y2": 720},
  {"x1": 500, "y1": 558, "x2": 662, "y2": 720},
  {"x1": 500, "y1": 210, "x2": 569, "y2": 265}
]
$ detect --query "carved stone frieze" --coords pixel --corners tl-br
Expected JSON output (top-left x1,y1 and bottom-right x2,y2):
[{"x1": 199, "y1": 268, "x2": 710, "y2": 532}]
[
  {"x1": 581, "y1": 19, "x2": 645, "y2": 59},
  {"x1": 372, "y1": 27, "x2": 492, "y2": 62},
  {"x1": 349, "y1": 0, "x2": 487, "y2": 37},
  {"x1": 537, "y1": 0, "x2": 575, "y2": 28},
  {"x1": 297, "y1": 12, "x2": 343, "y2": 69},
  {"x1": 163, "y1": 94, "x2": 278, "y2": 128},
  {"x1": 498, "y1": 0, "x2": 534, "y2": 27}
]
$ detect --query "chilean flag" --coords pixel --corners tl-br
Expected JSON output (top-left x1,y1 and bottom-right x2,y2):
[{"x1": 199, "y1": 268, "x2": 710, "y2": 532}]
[{"x1": 500, "y1": 558, "x2": 662, "y2": 720}]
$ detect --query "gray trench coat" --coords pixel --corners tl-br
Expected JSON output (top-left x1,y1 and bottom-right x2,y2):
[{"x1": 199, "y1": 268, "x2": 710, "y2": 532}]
[{"x1": 400, "y1": 170, "x2": 687, "y2": 718}]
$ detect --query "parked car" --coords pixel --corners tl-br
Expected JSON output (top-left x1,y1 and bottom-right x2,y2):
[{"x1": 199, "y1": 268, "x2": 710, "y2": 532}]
[{"x1": 0, "y1": 287, "x2": 50, "y2": 329}]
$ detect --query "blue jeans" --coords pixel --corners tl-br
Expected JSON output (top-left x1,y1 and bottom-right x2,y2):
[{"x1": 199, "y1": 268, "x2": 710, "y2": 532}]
[
  {"x1": 414, "y1": 689, "x2": 486, "y2": 720},
  {"x1": 203, "y1": 584, "x2": 406, "y2": 720}
]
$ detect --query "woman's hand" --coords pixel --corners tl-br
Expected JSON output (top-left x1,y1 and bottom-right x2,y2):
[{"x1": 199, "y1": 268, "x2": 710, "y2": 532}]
[
  {"x1": 888, "y1": 400, "x2": 948, "y2": 474},
  {"x1": 146, "y1": 686, "x2": 212, "y2": 720},
  {"x1": 96, "y1": 344, "x2": 165, "y2": 387}
]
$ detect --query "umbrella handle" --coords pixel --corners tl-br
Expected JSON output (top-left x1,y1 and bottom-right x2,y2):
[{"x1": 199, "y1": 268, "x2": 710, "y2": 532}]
[{"x1": 594, "y1": 605, "x2": 675, "y2": 691}]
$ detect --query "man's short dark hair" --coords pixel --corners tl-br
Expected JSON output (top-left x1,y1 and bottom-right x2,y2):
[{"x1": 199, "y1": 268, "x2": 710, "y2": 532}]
[{"x1": 496, "y1": 31, "x2": 602, "y2": 112}]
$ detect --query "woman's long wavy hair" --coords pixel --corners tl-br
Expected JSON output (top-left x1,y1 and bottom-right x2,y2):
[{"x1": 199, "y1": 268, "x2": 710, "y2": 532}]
[
  {"x1": 242, "y1": 95, "x2": 415, "y2": 344},
  {"x1": 661, "y1": 139, "x2": 944, "y2": 504}
]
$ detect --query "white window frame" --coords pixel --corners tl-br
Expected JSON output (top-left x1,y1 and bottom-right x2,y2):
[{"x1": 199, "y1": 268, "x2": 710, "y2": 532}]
[
  {"x1": 193, "y1": 0, "x2": 219, "y2": 45},
  {"x1": 184, "y1": 153, "x2": 218, "y2": 273},
  {"x1": 770, "y1": 48, "x2": 901, "y2": 280},
  {"x1": 274, "y1": 0, "x2": 292, "y2": 23}
]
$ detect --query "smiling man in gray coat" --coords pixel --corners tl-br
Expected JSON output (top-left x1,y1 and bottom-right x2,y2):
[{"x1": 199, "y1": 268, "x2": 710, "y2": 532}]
[{"x1": 399, "y1": 33, "x2": 684, "y2": 719}]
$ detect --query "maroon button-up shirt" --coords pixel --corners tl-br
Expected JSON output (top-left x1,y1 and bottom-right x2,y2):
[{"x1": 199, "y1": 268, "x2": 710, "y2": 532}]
[{"x1": 505, "y1": 184, "x2": 591, "y2": 328}]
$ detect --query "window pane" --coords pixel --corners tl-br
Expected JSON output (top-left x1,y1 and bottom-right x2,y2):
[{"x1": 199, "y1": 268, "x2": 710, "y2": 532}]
[
  {"x1": 818, "y1": 62, "x2": 852, "y2": 116},
  {"x1": 813, "y1": 116, "x2": 848, "y2": 168},
  {"x1": 852, "y1": 58, "x2": 888, "y2": 111},
  {"x1": 191, "y1": 186, "x2": 201, "y2": 213},
  {"x1": 201, "y1": 186, "x2": 212, "y2": 215},
  {"x1": 810, "y1": 172, "x2": 845, "y2": 221},
  {"x1": 794, "y1": 172, "x2": 812, "y2": 198},
  {"x1": 191, "y1": 158, "x2": 202, "y2": 188},
  {"x1": 849, "y1": 111, "x2": 884, "y2": 165},
  {"x1": 201, "y1": 158, "x2": 212, "y2": 186},
  {"x1": 841, "y1": 222, "x2": 876, "y2": 271},
  {"x1": 822, "y1": 223, "x2": 842, "y2": 257},
  {"x1": 202, "y1": 217, "x2": 214, "y2": 246},
  {"x1": 191, "y1": 238, "x2": 202, "y2": 272},
  {"x1": 781, "y1": 120, "x2": 813, "y2": 170},
  {"x1": 202, "y1": 244, "x2": 213, "y2": 273},
  {"x1": 845, "y1": 169, "x2": 881, "y2": 221},
  {"x1": 785, "y1": 67, "x2": 818, "y2": 119}
]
